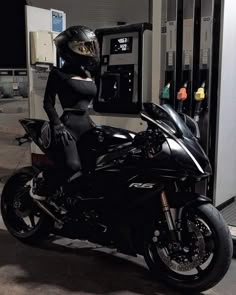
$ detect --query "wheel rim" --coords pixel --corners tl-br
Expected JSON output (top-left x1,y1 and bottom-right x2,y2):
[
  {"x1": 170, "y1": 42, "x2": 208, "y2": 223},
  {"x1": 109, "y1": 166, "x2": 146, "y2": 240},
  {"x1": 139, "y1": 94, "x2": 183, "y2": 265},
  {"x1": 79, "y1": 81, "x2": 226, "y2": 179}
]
[
  {"x1": 146, "y1": 210, "x2": 218, "y2": 282},
  {"x1": 1, "y1": 173, "x2": 44, "y2": 238}
]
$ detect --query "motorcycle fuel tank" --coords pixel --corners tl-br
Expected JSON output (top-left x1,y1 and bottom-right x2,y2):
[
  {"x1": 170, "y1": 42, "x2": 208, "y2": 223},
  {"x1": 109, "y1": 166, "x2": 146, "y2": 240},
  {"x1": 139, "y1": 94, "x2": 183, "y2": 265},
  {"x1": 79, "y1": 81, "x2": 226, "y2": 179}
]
[{"x1": 79, "y1": 125, "x2": 136, "y2": 170}]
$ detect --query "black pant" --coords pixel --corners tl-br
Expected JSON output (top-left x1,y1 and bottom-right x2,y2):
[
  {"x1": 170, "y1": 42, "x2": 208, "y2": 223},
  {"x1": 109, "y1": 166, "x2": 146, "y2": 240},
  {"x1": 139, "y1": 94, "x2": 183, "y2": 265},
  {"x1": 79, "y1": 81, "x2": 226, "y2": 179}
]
[{"x1": 58, "y1": 111, "x2": 94, "y2": 177}]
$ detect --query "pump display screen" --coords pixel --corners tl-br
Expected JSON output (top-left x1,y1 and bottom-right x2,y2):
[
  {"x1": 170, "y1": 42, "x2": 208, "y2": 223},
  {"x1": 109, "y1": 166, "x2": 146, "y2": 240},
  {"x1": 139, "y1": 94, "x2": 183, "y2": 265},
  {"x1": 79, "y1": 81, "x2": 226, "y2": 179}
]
[{"x1": 110, "y1": 37, "x2": 133, "y2": 54}]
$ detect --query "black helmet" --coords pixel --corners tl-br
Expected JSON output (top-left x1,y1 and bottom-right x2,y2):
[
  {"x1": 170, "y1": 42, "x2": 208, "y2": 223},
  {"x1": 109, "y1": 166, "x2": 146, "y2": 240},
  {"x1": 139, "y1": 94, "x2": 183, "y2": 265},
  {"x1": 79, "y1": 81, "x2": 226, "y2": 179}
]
[{"x1": 54, "y1": 26, "x2": 100, "y2": 73}]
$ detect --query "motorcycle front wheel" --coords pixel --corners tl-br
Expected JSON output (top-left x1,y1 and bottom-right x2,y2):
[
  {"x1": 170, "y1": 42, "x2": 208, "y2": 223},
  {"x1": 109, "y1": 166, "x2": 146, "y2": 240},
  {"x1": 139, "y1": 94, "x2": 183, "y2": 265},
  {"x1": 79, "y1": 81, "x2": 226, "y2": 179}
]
[{"x1": 143, "y1": 203, "x2": 233, "y2": 292}]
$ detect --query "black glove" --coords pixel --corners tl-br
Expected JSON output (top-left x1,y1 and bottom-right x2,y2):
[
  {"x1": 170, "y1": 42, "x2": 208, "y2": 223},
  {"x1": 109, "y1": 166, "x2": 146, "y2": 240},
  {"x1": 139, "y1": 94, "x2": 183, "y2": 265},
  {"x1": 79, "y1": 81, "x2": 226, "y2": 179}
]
[{"x1": 53, "y1": 123, "x2": 73, "y2": 146}]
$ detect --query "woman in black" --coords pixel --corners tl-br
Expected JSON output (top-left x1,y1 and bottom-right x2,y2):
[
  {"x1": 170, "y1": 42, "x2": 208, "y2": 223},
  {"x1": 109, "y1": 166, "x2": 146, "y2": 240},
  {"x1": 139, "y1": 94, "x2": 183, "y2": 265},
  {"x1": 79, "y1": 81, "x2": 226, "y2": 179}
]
[{"x1": 39, "y1": 26, "x2": 100, "y2": 199}]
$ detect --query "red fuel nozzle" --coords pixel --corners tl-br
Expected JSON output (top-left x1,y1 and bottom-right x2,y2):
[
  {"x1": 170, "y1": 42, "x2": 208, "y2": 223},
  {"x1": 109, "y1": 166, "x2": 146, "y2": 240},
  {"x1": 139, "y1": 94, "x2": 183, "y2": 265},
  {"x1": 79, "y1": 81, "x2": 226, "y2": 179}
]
[{"x1": 177, "y1": 87, "x2": 188, "y2": 101}]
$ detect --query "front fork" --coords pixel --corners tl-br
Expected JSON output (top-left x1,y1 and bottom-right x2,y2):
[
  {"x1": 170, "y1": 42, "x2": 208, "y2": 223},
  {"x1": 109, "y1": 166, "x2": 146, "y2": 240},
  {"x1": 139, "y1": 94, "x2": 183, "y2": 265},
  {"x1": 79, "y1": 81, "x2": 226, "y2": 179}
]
[{"x1": 160, "y1": 191, "x2": 179, "y2": 243}]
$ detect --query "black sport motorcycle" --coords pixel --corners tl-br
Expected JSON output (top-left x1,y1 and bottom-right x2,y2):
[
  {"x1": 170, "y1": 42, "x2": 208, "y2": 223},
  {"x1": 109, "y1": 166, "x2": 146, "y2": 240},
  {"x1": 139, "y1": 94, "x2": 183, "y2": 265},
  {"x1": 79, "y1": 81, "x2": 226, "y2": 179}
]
[{"x1": 1, "y1": 103, "x2": 233, "y2": 292}]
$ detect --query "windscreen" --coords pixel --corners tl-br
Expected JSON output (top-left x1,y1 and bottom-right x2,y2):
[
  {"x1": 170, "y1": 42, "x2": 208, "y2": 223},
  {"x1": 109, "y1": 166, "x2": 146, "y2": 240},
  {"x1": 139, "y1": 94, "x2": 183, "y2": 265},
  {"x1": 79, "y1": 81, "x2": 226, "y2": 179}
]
[{"x1": 143, "y1": 103, "x2": 193, "y2": 139}]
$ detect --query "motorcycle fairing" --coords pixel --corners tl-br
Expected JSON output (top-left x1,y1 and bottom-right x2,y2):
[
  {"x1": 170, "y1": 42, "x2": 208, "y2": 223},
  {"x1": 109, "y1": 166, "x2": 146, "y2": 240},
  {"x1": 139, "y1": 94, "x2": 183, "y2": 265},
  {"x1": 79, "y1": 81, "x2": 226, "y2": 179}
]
[
  {"x1": 20, "y1": 119, "x2": 51, "y2": 152},
  {"x1": 140, "y1": 103, "x2": 212, "y2": 177}
]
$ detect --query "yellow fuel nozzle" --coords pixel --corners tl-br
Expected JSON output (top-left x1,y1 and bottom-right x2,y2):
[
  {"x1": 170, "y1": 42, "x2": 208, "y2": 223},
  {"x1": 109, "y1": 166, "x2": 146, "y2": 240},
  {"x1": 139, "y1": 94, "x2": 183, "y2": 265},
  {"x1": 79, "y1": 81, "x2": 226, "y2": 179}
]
[{"x1": 194, "y1": 86, "x2": 205, "y2": 101}]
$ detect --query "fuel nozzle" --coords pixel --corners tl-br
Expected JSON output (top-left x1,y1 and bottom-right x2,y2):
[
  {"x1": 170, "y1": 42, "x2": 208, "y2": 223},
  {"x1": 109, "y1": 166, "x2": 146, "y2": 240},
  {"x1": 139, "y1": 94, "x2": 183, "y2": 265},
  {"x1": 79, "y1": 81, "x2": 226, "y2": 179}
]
[
  {"x1": 177, "y1": 82, "x2": 188, "y2": 113},
  {"x1": 194, "y1": 82, "x2": 206, "y2": 122},
  {"x1": 195, "y1": 82, "x2": 205, "y2": 102},
  {"x1": 160, "y1": 83, "x2": 170, "y2": 105}
]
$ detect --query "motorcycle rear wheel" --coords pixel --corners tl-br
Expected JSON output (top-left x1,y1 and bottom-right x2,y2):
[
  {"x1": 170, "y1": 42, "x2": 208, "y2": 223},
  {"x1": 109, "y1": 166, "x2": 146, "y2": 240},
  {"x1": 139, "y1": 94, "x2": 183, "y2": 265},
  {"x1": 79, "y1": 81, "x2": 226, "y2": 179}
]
[
  {"x1": 1, "y1": 166, "x2": 52, "y2": 244},
  {"x1": 143, "y1": 203, "x2": 233, "y2": 292}
]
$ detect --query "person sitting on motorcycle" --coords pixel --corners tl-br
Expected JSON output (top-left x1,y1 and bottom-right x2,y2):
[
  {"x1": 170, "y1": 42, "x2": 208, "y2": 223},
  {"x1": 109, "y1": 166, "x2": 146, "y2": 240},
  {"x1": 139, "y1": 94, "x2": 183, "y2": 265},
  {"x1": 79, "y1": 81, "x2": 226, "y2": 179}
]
[{"x1": 37, "y1": 25, "x2": 100, "y2": 199}]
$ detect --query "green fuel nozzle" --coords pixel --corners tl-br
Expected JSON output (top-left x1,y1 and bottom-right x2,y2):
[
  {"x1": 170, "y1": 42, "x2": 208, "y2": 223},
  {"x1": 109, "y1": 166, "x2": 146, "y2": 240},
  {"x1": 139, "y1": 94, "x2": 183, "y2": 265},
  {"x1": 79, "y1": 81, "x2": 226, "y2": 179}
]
[{"x1": 160, "y1": 83, "x2": 170, "y2": 104}]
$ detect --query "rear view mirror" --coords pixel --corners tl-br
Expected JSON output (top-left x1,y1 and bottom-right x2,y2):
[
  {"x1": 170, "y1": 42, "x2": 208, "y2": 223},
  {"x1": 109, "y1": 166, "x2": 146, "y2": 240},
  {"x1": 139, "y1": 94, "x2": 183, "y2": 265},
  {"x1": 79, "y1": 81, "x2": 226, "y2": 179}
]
[
  {"x1": 178, "y1": 113, "x2": 200, "y2": 139},
  {"x1": 142, "y1": 103, "x2": 183, "y2": 138},
  {"x1": 140, "y1": 112, "x2": 182, "y2": 138}
]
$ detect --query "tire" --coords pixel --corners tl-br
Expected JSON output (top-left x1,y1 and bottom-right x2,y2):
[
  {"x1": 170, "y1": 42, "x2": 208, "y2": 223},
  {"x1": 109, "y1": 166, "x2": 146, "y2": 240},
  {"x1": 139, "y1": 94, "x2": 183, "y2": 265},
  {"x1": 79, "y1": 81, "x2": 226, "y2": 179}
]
[
  {"x1": 1, "y1": 166, "x2": 53, "y2": 244},
  {"x1": 144, "y1": 203, "x2": 233, "y2": 292},
  {"x1": 233, "y1": 236, "x2": 236, "y2": 258}
]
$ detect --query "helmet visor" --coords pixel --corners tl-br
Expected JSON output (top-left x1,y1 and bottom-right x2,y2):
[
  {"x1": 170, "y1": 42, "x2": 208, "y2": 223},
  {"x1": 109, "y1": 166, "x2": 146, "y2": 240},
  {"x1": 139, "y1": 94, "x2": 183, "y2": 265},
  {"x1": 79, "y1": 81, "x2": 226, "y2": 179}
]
[{"x1": 68, "y1": 40, "x2": 99, "y2": 57}]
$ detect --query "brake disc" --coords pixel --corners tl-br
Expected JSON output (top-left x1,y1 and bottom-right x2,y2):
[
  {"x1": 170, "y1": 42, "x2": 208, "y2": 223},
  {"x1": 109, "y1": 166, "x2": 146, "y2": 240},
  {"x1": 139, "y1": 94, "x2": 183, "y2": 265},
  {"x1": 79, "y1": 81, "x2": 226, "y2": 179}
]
[{"x1": 157, "y1": 219, "x2": 211, "y2": 272}]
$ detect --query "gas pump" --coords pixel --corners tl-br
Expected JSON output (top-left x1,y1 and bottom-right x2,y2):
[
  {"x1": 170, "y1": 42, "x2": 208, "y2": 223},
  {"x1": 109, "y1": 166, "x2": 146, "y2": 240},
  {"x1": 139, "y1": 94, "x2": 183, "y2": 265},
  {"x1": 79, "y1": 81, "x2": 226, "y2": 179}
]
[
  {"x1": 194, "y1": 0, "x2": 214, "y2": 154},
  {"x1": 160, "y1": 0, "x2": 183, "y2": 108},
  {"x1": 177, "y1": 0, "x2": 201, "y2": 116},
  {"x1": 93, "y1": 23, "x2": 152, "y2": 115},
  {"x1": 190, "y1": 0, "x2": 214, "y2": 197}
]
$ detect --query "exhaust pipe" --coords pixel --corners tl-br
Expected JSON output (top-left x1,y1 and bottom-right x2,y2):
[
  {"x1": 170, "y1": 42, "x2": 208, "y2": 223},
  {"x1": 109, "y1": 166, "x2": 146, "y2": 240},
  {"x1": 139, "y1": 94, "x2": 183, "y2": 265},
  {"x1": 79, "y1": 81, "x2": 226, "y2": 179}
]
[{"x1": 34, "y1": 200, "x2": 64, "y2": 229}]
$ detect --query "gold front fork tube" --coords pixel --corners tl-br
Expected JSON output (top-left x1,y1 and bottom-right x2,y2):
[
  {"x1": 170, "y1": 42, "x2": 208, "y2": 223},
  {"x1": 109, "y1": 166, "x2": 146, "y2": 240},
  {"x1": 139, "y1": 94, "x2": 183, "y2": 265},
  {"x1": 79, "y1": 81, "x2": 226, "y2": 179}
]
[{"x1": 161, "y1": 191, "x2": 175, "y2": 231}]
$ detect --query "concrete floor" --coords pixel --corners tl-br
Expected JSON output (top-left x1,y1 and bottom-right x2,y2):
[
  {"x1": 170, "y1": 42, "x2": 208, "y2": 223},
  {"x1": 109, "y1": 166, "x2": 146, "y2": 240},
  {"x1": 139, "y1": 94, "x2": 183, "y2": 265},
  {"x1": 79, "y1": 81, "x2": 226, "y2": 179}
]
[
  {"x1": 0, "y1": 98, "x2": 235, "y2": 295},
  {"x1": 0, "y1": 229, "x2": 234, "y2": 295}
]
